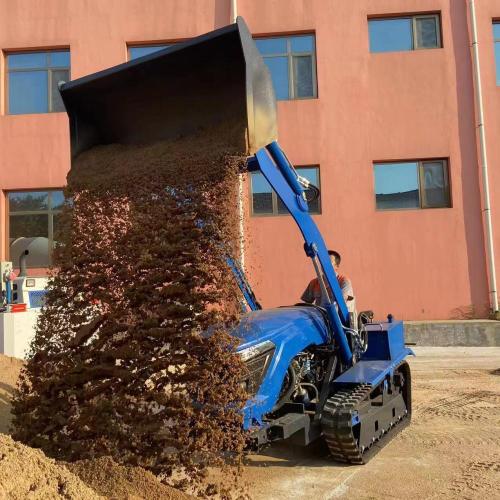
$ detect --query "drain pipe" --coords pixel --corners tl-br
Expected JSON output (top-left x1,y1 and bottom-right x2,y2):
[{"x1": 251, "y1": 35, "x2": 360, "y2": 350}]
[
  {"x1": 231, "y1": 0, "x2": 246, "y2": 269},
  {"x1": 469, "y1": 0, "x2": 499, "y2": 314},
  {"x1": 230, "y1": 0, "x2": 237, "y2": 23}
]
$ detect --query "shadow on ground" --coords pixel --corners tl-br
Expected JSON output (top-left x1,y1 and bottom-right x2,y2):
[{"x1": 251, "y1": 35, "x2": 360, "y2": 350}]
[{"x1": 244, "y1": 438, "x2": 351, "y2": 469}]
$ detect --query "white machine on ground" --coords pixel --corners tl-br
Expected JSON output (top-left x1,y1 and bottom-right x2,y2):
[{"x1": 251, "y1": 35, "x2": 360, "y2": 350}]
[{"x1": 0, "y1": 250, "x2": 49, "y2": 359}]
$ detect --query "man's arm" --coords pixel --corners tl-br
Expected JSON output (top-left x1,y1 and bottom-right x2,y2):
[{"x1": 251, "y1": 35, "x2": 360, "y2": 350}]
[
  {"x1": 301, "y1": 281, "x2": 315, "y2": 304},
  {"x1": 341, "y1": 278, "x2": 354, "y2": 302}
]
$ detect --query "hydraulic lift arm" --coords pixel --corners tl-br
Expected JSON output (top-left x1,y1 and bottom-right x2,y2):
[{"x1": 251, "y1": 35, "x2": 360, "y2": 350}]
[{"x1": 249, "y1": 142, "x2": 353, "y2": 366}]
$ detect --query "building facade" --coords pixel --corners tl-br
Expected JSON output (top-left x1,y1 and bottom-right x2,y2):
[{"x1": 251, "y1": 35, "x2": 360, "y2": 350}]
[{"x1": 1, "y1": 0, "x2": 500, "y2": 320}]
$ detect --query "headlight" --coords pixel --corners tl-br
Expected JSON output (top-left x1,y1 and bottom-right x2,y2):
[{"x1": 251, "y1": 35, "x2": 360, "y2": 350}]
[
  {"x1": 238, "y1": 341, "x2": 275, "y2": 397},
  {"x1": 238, "y1": 340, "x2": 275, "y2": 362}
]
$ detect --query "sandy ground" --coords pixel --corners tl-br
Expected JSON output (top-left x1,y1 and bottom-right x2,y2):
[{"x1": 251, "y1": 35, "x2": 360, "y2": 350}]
[
  {"x1": 240, "y1": 347, "x2": 500, "y2": 500},
  {"x1": 0, "y1": 434, "x2": 103, "y2": 499},
  {"x1": 0, "y1": 354, "x2": 23, "y2": 434},
  {"x1": 0, "y1": 348, "x2": 498, "y2": 499}
]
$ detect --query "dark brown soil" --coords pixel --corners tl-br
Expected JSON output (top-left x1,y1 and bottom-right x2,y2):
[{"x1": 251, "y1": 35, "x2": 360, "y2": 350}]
[{"x1": 12, "y1": 126, "x2": 249, "y2": 491}]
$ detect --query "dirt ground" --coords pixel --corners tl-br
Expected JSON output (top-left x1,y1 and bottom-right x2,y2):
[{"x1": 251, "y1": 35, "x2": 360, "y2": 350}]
[
  {"x1": 0, "y1": 433, "x2": 102, "y2": 499},
  {"x1": 0, "y1": 354, "x2": 23, "y2": 434},
  {"x1": 0, "y1": 348, "x2": 498, "y2": 499},
  {"x1": 240, "y1": 347, "x2": 500, "y2": 500}
]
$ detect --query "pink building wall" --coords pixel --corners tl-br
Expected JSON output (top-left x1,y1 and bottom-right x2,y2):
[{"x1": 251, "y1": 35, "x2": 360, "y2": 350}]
[{"x1": 0, "y1": 0, "x2": 498, "y2": 320}]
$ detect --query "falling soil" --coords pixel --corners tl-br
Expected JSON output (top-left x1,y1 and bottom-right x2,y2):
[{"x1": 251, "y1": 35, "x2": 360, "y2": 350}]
[
  {"x1": 11, "y1": 126, "x2": 249, "y2": 492},
  {"x1": 0, "y1": 433, "x2": 101, "y2": 499},
  {"x1": 1, "y1": 353, "x2": 191, "y2": 499}
]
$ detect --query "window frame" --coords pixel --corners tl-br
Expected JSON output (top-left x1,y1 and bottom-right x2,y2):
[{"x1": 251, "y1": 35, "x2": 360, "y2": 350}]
[
  {"x1": 5, "y1": 49, "x2": 71, "y2": 115},
  {"x1": 373, "y1": 159, "x2": 451, "y2": 211},
  {"x1": 6, "y1": 189, "x2": 65, "y2": 267},
  {"x1": 249, "y1": 165, "x2": 322, "y2": 217},
  {"x1": 412, "y1": 14, "x2": 442, "y2": 50},
  {"x1": 254, "y1": 34, "x2": 318, "y2": 100},
  {"x1": 368, "y1": 13, "x2": 442, "y2": 53}
]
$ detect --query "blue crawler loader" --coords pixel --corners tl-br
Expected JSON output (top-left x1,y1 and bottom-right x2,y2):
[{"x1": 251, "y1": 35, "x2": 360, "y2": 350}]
[{"x1": 60, "y1": 17, "x2": 413, "y2": 464}]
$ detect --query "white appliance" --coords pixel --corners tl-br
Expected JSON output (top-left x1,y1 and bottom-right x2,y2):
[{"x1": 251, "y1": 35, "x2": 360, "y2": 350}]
[{"x1": 12, "y1": 276, "x2": 49, "y2": 309}]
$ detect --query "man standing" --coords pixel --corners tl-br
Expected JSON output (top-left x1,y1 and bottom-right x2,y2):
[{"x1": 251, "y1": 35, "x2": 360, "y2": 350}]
[{"x1": 301, "y1": 250, "x2": 356, "y2": 314}]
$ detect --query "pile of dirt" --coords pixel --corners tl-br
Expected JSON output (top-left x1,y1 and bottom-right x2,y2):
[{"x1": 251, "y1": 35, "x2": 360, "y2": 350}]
[
  {"x1": 0, "y1": 355, "x2": 192, "y2": 499},
  {"x1": 12, "y1": 127, "x2": 249, "y2": 490},
  {"x1": 66, "y1": 456, "x2": 191, "y2": 499},
  {"x1": 0, "y1": 354, "x2": 23, "y2": 434},
  {"x1": 0, "y1": 433, "x2": 101, "y2": 499}
]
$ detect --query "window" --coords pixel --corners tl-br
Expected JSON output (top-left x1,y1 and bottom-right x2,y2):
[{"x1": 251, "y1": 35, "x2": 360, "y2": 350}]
[
  {"x1": 374, "y1": 160, "x2": 450, "y2": 210},
  {"x1": 128, "y1": 44, "x2": 172, "y2": 60},
  {"x1": 8, "y1": 190, "x2": 65, "y2": 267},
  {"x1": 7, "y1": 51, "x2": 70, "y2": 115},
  {"x1": 369, "y1": 15, "x2": 441, "y2": 53},
  {"x1": 255, "y1": 35, "x2": 317, "y2": 100},
  {"x1": 493, "y1": 23, "x2": 500, "y2": 85},
  {"x1": 251, "y1": 167, "x2": 321, "y2": 216}
]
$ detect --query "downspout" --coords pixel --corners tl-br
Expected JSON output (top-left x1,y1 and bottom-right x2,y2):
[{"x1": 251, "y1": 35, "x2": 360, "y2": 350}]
[
  {"x1": 469, "y1": 0, "x2": 499, "y2": 314},
  {"x1": 230, "y1": 0, "x2": 237, "y2": 23},
  {"x1": 231, "y1": 0, "x2": 245, "y2": 269}
]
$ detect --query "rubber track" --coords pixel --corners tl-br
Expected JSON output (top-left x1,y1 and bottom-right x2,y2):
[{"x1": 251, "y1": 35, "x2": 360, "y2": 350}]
[{"x1": 322, "y1": 365, "x2": 411, "y2": 464}]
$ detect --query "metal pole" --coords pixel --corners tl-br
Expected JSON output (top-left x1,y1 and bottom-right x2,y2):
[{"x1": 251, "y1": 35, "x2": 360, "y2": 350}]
[
  {"x1": 230, "y1": 0, "x2": 237, "y2": 23},
  {"x1": 469, "y1": 0, "x2": 499, "y2": 313}
]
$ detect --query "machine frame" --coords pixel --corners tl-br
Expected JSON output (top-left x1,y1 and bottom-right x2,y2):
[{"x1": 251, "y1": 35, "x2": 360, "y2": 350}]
[{"x1": 237, "y1": 143, "x2": 413, "y2": 442}]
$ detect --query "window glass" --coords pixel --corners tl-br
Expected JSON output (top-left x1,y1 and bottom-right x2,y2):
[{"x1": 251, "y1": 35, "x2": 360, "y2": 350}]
[
  {"x1": 495, "y1": 42, "x2": 500, "y2": 86},
  {"x1": 8, "y1": 52, "x2": 47, "y2": 69},
  {"x1": 252, "y1": 167, "x2": 320, "y2": 216},
  {"x1": 374, "y1": 160, "x2": 450, "y2": 210},
  {"x1": 255, "y1": 38, "x2": 287, "y2": 55},
  {"x1": 374, "y1": 162, "x2": 420, "y2": 209},
  {"x1": 263, "y1": 57, "x2": 290, "y2": 100},
  {"x1": 7, "y1": 50, "x2": 70, "y2": 114},
  {"x1": 255, "y1": 34, "x2": 316, "y2": 100},
  {"x1": 251, "y1": 172, "x2": 273, "y2": 214},
  {"x1": 129, "y1": 45, "x2": 170, "y2": 60},
  {"x1": 49, "y1": 51, "x2": 71, "y2": 67},
  {"x1": 290, "y1": 35, "x2": 314, "y2": 52},
  {"x1": 9, "y1": 192, "x2": 49, "y2": 212},
  {"x1": 369, "y1": 18, "x2": 413, "y2": 53},
  {"x1": 293, "y1": 55, "x2": 314, "y2": 98},
  {"x1": 8, "y1": 190, "x2": 65, "y2": 267},
  {"x1": 10, "y1": 214, "x2": 49, "y2": 239},
  {"x1": 421, "y1": 161, "x2": 448, "y2": 207},
  {"x1": 494, "y1": 24, "x2": 500, "y2": 86},
  {"x1": 51, "y1": 191, "x2": 65, "y2": 210},
  {"x1": 415, "y1": 17, "x2": 439, "y2": 48},
  {"x1": 9, "y1": 71, "x2": 48, "y2": 114},
  {"x1": 52, "y1": 213, "x2": 63, "y2": 249},
  {"x1": 494, "y1": 23, "x2": 500, "y2": 39}
]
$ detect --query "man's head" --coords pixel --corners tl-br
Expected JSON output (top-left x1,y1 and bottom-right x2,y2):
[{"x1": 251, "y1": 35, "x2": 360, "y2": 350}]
[{"x1": 328, "y1": 250, "x2": 341, "y2": 270}]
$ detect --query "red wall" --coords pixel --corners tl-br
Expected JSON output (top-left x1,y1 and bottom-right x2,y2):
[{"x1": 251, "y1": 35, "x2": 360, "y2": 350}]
[
  {"x1": 0, "y1": 0, "x2": 498, "y2": 319},
  {"x1": 242, "y1": 0, "x2": 493, "y2": 319}
]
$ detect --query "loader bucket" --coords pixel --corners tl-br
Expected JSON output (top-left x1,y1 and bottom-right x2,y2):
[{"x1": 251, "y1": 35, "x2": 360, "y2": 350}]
[{"x1": 60, "y1": 17, "x2": 277, "y2": 157}]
